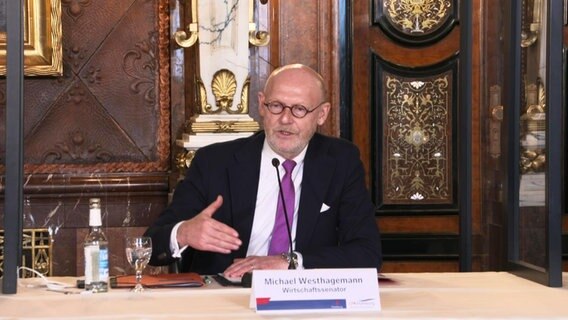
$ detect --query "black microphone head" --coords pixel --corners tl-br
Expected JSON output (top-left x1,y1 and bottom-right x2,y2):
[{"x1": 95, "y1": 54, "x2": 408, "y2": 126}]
[{"x1": 271, "y1": 158, "x2": 280, "y2": 167}]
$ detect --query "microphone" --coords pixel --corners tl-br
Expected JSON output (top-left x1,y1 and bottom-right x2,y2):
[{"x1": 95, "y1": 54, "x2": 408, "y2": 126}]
[{"x1": 271, "y1": 158, "x2": 296, "y2": 269}]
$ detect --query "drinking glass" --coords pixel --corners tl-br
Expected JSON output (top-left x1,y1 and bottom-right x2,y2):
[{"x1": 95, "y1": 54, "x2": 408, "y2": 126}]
[{"x1": 125, "y1": 236, "x2": 152, "y2": 292}]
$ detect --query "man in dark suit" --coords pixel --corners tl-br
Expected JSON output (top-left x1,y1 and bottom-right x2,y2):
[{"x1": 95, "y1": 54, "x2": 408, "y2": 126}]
[{"x1": 145, "y1": 64, "x2": 381, "y2": 277}]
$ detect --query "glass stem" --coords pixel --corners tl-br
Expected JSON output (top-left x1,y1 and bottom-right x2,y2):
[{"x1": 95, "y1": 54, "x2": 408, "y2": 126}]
[{"x1": 136, "y1": 269, "x2": 142, "y2": 287}]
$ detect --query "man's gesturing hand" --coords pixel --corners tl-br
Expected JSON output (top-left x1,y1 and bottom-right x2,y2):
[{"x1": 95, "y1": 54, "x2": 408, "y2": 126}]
[{"x1": 176, "y1": 195, "x2": 242, "y2": 253}]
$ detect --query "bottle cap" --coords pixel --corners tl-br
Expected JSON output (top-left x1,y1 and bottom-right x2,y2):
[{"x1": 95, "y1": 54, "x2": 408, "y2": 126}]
[{"x1": 89, "y1": 198, "x2": 101, "y2": 208}]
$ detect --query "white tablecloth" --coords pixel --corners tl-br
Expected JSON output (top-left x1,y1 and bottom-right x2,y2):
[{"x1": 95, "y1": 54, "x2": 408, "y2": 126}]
[{"x1": 1, "y1": 272, "x2": 567, "y2": 319}]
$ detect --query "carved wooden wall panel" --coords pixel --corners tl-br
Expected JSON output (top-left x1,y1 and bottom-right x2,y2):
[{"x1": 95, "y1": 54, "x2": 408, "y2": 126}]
[
  {"x1": 0, "y1": 0, "x2": 171, "y2": 277},
  {"x1": 1, "y1": 0, "x2": 170, "y2": 173}
]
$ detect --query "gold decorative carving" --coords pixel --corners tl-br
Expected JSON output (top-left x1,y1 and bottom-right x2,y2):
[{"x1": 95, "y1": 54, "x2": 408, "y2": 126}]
[
  {"x1": 521, "y1": 149, "x2": 546, "y2": 173},
  {"x1": 196, "y1": 71, "x2": 255, "y2": 116},
  {"x1": 190, "y1": 120, "x2": 259, "y2": 133},
  {"x1": 174, "y1": 0, "x2": 199, "y2": 48},
  {"x1": 520, "y1": 81, "x2": 546, "y2": 172},
  {"x1": 523, "y1": 82, "x2": 546, "y2": 117},
  {"x1": 175, "y1": 150, "x2": 196, "y2": 172},
  {"x1": 520, "y1": 0, "x2": 542, "y2": 48},
  {"x1": 248, "y1": 0, "x2": 270, "y2": 46},
  {"x1": 384, "y1": 0, "x2": 451, "y2": 35},
  {"x1": 234, "y1": 77, "x2": 250, "y2": 114},
  {"x1": 0, "y1": 229, "x2": 52, "y2": 278},
  {"x1": 491, "y1": 105, "x2": 504, "y2": 121},
  {"x1": 489, "y1": 85, "x2": 503, "y2": 159},
  {"x1": 191, "y1": 72, "x2": 260, "y2": 134},
  {"x1": 197, "y1": 79, "x2": 213, "y2": 114},
  {"x1": 383, "y1": 73, "x2": 452, "y2": 204},
  {"x1": 249, "y1": 30, "x2": 270, "y2": 46},
  {"x1": 211, "y1": 69, "x2": 238, "y2": 114},
  {"x1": 0, "y1": 0, "x2": 63, "y2": 76}
]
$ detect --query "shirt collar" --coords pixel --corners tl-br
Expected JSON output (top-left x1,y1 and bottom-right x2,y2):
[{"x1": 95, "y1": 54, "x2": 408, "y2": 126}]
[{"x1": 262, "y1": 139, "x2": 307, "y2": 167}]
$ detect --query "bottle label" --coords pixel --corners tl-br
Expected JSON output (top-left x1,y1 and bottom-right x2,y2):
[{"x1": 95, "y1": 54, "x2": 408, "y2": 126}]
[
  {"x1": 99, "y1": 247, "x2": 109, "y2": 281},
  {"x1": 84, "y1": 245, "x2": 100, "y2": 284}
]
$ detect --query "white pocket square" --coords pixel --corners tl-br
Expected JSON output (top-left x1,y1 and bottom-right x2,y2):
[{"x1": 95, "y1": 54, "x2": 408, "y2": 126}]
[{"x1": 320, "y1": 203, "x2": 330, "y2": 213}]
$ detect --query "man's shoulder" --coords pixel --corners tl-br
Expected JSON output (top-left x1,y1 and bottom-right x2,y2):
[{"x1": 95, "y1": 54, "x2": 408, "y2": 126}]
[
  {"x1": 312, "y1": 133, "x2": 359, "y2": 155},
  {"x1": 197, "y1": 131, "x2": 263, "y2": 154}
]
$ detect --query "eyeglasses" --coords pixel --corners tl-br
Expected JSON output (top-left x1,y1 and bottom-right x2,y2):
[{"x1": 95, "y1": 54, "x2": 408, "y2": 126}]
[{"x1": 263, "y1": 101, "x2": 324, "y2": 118}]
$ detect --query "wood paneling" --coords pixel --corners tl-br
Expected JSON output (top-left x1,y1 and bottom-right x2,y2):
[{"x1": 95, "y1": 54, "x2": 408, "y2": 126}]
[
  {"x1": 378, "y1": 216, "x2": 459, "y2": 234},
  {"x1": 369, "y1": 27, "x2": 460, "y2": 67},
  {"x1": 272, "y1": 0, "x2": 340, "y2": 137}
]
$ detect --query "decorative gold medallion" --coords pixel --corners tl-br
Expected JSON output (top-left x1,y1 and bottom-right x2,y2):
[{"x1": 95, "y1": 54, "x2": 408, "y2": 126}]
[{"x1": 384, "y1": 0, "x2": 452, "y2": 35}]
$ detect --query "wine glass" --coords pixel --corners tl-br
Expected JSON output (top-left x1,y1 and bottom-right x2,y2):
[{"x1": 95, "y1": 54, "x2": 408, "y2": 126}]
[{"x1": 125, "y1": 236, "x2": 152, "y2": 292}]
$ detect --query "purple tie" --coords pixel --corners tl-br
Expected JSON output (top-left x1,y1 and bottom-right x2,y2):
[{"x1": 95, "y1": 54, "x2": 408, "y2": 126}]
[{"x1": 268, "y1": 159, "x2": 297, "y2": 255}]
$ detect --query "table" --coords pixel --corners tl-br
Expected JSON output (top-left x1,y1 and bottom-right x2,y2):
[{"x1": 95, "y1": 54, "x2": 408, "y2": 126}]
[{"x1": 1, "y1": 272, "x2": 567, "y2": 319}]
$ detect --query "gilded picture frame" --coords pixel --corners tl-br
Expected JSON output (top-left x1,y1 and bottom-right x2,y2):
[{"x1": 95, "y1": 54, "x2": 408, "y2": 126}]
[{"x1": 0, "y1": 0, "x2": 62, "y2": 76}]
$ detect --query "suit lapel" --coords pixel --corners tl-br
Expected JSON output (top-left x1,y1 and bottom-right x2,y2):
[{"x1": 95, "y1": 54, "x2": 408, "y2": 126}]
[
  {"x1": 227, "y1": 133, "x2": 264, "y2": 258},
  {"x1": 295, "y1": 134, "x2": 335, "y2": 250}
]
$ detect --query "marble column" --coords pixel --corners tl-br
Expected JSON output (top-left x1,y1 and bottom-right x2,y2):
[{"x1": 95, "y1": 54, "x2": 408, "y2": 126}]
[{"x1": 176, "y1": 0, "x2": 267, "y2": 159}]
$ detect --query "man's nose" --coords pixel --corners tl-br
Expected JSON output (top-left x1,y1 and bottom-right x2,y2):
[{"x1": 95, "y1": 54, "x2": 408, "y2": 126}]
[{"x1": 278, "y1": 107, "x2": 295, "y2": 123}]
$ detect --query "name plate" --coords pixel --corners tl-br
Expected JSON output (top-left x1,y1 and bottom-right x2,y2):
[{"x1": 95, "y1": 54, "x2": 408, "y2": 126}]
[{"x1": 250, "y1": 268, "x2": 380, "y2": 313}]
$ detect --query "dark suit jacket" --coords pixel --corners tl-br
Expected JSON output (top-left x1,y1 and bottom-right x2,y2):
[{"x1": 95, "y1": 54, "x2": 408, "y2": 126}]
[{"x1": 145, "y1": 131, "x2": 382, "y2": 274}]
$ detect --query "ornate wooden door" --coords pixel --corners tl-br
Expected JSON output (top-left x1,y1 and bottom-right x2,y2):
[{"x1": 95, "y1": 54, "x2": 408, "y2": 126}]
[{"x1": 352, "y1": 0, "x2": 473, "y2": 272}]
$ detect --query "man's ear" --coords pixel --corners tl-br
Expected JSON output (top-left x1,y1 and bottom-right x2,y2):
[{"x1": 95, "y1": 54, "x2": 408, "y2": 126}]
[
  {"x1": 316, "y1": 102, "x2": 331, "y2": 126},
  {"x1": 258, "y1": 92, "x2": 266, "y2": 116}
]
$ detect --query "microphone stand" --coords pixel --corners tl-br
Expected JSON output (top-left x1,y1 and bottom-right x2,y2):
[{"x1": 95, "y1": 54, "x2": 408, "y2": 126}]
[{"x1": 272, "y1": 158, "x2": 296, "y2": 270}]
